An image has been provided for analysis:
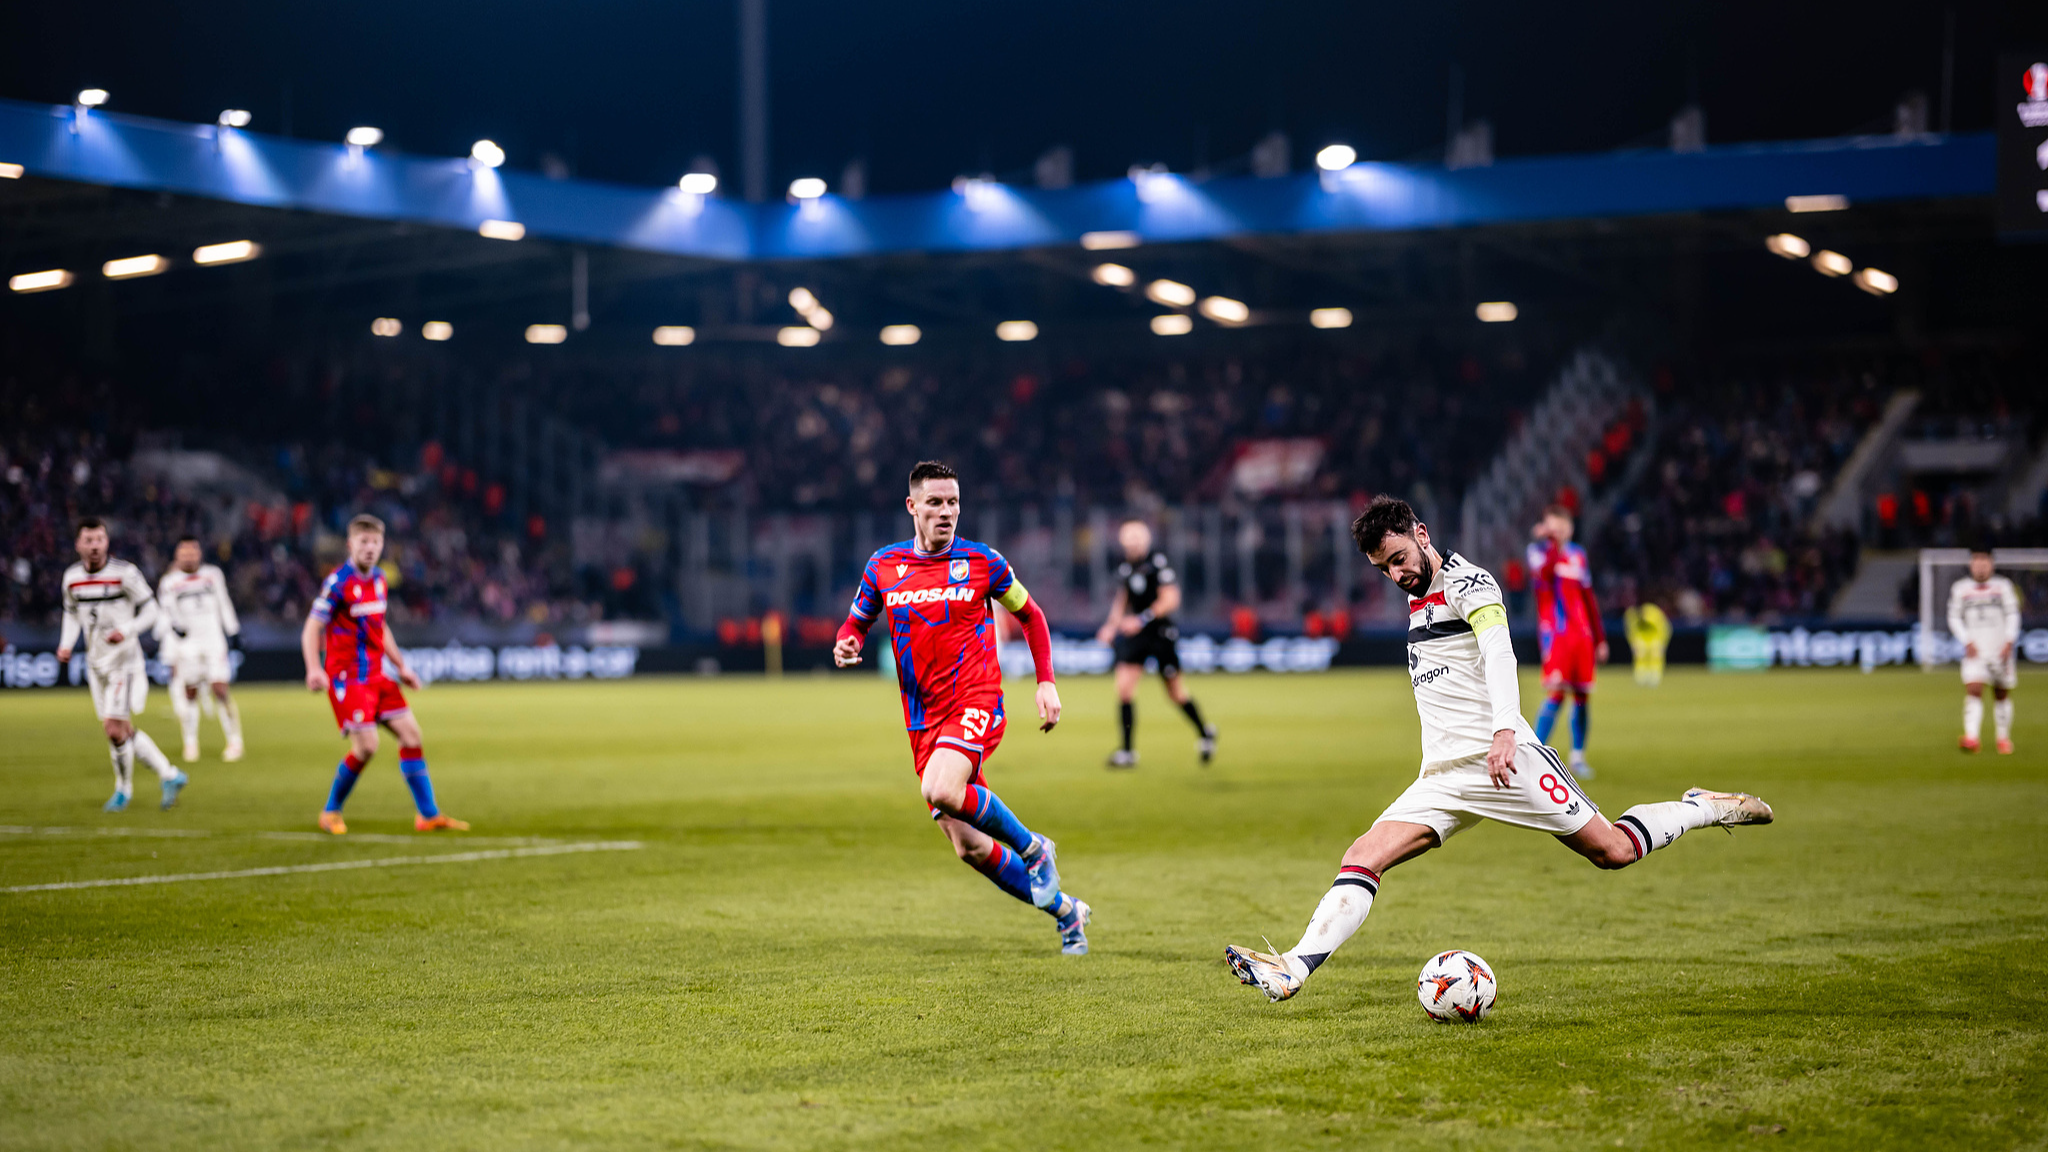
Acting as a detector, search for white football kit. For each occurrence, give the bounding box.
[1948,575,2021,690]
[1373,552,1598,843]
[59,559,158,721]
[157,563,241,686]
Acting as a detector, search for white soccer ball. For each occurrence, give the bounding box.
[1416,949,1497,1022]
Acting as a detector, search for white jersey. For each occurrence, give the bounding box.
[1947,575,2021,654]
[157,563,240,651]
[1405,552,1538,771]
[59,559,159,676]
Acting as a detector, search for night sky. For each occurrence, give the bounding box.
[0,1,2037,196]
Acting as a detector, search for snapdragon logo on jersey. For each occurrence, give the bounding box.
[885,586,978,607]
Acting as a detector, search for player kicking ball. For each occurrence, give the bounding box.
[834,461,1091,955]
[1225,497,1772,1002]
[1949,546,2019,755]
[301,515,467,835]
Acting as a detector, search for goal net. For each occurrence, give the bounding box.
[1916,548,2048,668]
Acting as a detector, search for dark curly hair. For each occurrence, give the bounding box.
[1350,495,1419,554]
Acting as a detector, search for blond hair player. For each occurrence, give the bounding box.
[1948,547,2021,755]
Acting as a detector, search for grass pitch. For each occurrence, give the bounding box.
[0,667,2042,1150]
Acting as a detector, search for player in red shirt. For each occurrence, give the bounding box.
[833,461,1091,954]
[1526,504,1607,781]
[301,514,467,834]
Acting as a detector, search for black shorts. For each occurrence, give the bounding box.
[1113,621,1181,674]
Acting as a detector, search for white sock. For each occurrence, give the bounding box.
[1963,696,1984,740]
[1284,865,1380,974]
[109,741,135,797]
[131,730,179,781]
[173,688,200,748]
[1614,798,1716,859]
[217,694,242,744]
[1994,698,2013,741]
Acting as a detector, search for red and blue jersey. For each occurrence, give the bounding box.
[1525,540,1598,646]
[850,538,1017,731]
[311,562,391,681]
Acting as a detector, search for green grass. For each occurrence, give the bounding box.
[1,667,2043,1151]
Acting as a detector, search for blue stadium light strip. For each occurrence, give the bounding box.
[0,97,1995,263]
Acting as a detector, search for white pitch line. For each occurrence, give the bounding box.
[1,840,642,894]
[255,832,566,846]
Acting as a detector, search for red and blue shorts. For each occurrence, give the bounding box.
[908,697,1007,784]
[1540,630,1597,691]
[328,671,410,732]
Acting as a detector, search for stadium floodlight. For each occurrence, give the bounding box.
[788,177,827,201]
[678,172,718,195]
[525,324,568,344]
[217,109,252,128]
[789,287,819,313]
[470,139,506,169]
[345,126,384,148]
[1810,250,1852,277]
[1475,301,1518,322]
[192,239,260,265]
[777,325,822,346]
[76,89,109,107]
[422,321,454,341]
[1785,194,1848,213]
[0,163,21,179]
[995,320,1038,342]
[1309,307,1353,329]
[370,317,403,337]
[478,219,526,241]
[8,269,73,294]
[1091,263,1136,287]
[1151,314,1194,336]
[652,325,696,346]
[807,308,834,331]
[1199,296,1250,325]
[1145,279,1196,308]
[879,324,922,346]
[1080,230,1141,250]
[1315,143,1357,171]
[1765,233,1810,259]
[101,254,169,280]
[1853,267,1899,295]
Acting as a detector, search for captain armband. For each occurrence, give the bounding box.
[995,579,1031,614]
[1466,603,1508,634]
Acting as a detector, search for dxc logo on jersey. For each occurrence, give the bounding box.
[885,586,979,608]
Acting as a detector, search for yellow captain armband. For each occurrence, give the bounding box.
[1466,602,1507,634]
[995,579,1031,614]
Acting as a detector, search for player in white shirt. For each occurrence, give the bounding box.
[1948,547,2021,755]
[56,517,190,812]
[1225,496,1773,1002]
[156,535,245,763]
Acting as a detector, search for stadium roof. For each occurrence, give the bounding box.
[0,97,1994,264]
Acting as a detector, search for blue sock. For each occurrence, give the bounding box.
[1570,694,1590,752]
[973,842,1036,905]
[325,754,365,812]
[961,783,1034,854]
[1534,694,1563,744]
[399,746,438,818]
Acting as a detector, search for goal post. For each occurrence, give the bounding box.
[1917,548,2048,668]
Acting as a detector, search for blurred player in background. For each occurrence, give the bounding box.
[834,461,1091,955]
[156,535,245,763]
[1224,496,1774,1004]
[1095,519,1217,768]
[302,515,467,834]
[1527,506,1606,780]
[1624,602,1671,687]
[57,517,190,812]
[1949,547,2020,754]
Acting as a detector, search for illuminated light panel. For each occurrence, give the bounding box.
[1853,267,1898,296]
[777,326,822,347]
[218,109,252,128]
[370,318,402,337]
[994,320,1038,342]
[1145,279,1196,308]
[1151,314,1194,336]
[1314,143,1357,171]
[1810,250,1852,277]
[1309,307,1353,329]
[1198,296,1249,325]
[879,324,922,346]
[1080,231,1140,251]
[0,163,21,179]
[678,172,717,195]
[192,240,260,265]
[478,219,526,241]
[345,126,384,147]
[1475,301,1519,322]
[76,89,109,107]
[102,254,169,280]
[1786,194,1848,213]
[422,321,454,341]
[1765,233,1810,259]
[470,139,505,168]
[788,287,818,313]
[1091,263,1136,287]
[9,269,73,294]
[787,177,827,200]
[525,324,569,344]
[652,326,696,346]
[807,308,834,331]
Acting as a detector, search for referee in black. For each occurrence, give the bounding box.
[1096,519,1217,767]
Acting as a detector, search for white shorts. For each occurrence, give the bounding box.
[1374,744,1600,844]
[1961,651,2017,691]
[171,641,231,687]
[88,657,149,722]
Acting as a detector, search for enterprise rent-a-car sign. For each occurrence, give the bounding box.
[0,644,640,689]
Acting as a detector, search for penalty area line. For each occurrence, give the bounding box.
[0,841,643,894]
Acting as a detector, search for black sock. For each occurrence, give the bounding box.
[1180,698,1208,733]
[1120,701,1135,751]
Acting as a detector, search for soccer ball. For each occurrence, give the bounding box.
[1416,949,1497,1022]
